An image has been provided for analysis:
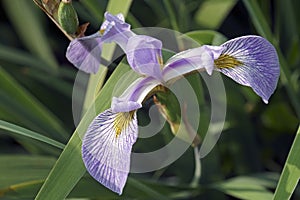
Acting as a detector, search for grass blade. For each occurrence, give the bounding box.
[0,120,65,149]
[2,0,58,71]
[0,67,68,141]
[195,0,238,29]
[273,125,300,200]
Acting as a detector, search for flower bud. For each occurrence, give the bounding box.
[58,0,79,34]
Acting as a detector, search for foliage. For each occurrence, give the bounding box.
[0,0,299,199]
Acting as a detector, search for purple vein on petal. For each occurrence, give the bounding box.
[215,35,280,103]
[82,109,138,195]
[66,32,102,74]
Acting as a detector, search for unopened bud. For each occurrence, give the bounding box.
[58,0,79,34]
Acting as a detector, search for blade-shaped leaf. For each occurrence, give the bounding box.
[0,67,68,141]
[184,30,227,46]
[213,173,279,200]
[2,0,58,71]
[273,125,300,200]
[0,120,65,149]
[195,0,238,29]
[0,155,55,189]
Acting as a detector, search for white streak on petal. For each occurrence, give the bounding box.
[216,35,280,103]
[66,32,102,74]
[163,45,224,81]
[82,109,138,195]
[112,77,161,113]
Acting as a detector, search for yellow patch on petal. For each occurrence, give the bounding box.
[114,112,135,138]
[157,54,164,70]
[99,29,105,35]
[214,54,243,69]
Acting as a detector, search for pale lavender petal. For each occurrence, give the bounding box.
[215,35,280,103]
[126,35,163,80]
[66,32,102,74]
[111,97,141,113]
[162,45,224,81]
[101,12,135,51]
[82,109,138,195]
[112,77,161,113]
[100,13,125,31]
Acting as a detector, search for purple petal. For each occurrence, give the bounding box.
[82,109,138,195]
[101,12,135,51]
[111,97,142,113]
[100,13,125,31]
[66,32,102,74]
[112,77,161,113]
[162,45,224,81]
[126,35,163,80]
[215,35,280,103]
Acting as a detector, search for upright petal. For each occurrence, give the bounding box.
[214,35,280,103]
[162,45,224,82]
[82,109,138,195]
[112,77,161,113]
[101,12,135,51]
[66,32,102,74]
[126,35,163,80]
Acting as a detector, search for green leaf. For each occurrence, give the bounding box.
[0,44,55,73]
[0,155,55,200]
[0,120,65,149]
[35,132,85,200]
[213,174,278,200]
[0,155,55,188]
[195,0,238,29]
[273,125,300,200]
[78,0,105,24]
[185,30,227,45]
[2,0,58,71]
[0,67,68,141]
[35,63,133,199]
[106,0,133,15]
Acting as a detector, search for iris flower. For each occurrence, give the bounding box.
[66,12,280,195]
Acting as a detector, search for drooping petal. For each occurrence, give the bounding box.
[66,12,135,74]
[126,35,163,80]
[112,77,161,113]
[101,12,135,51]
[66,32,102,74]
[111,97,141,113]
[162,45,224,82]
[82,109,138,195]
[214,35,280,103]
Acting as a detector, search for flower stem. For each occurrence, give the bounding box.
[190,147,201,187]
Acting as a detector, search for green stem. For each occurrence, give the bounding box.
[190,147,201,187]
[242,0,300,118]
[163,0,180,31]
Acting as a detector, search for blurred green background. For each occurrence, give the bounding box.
[0,0,299,199]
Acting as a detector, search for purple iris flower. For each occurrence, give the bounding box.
[66,12,280,195]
